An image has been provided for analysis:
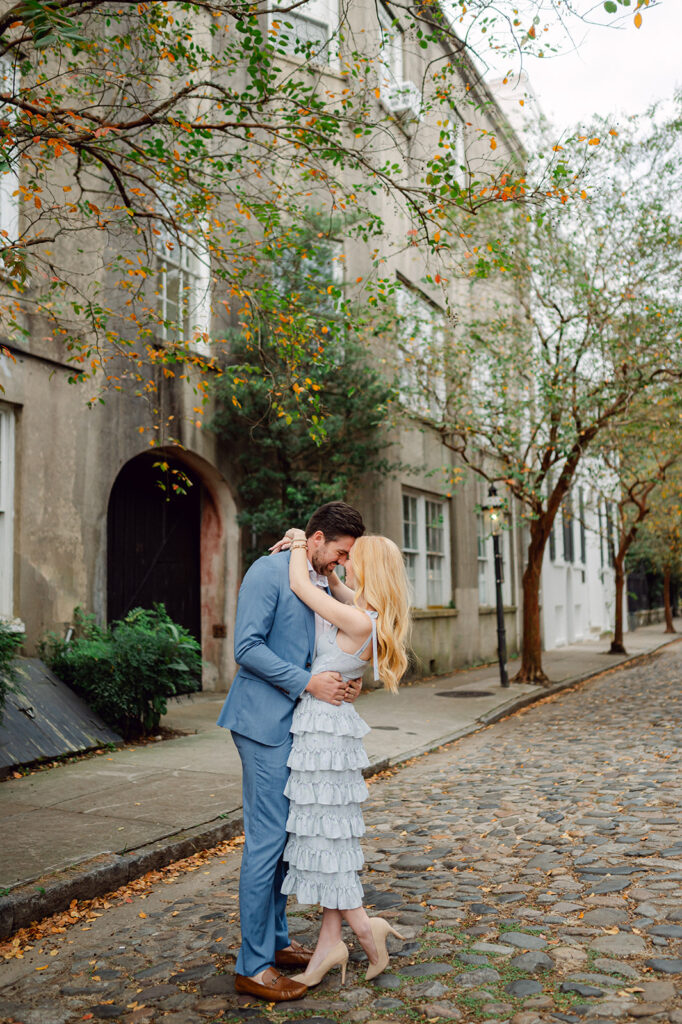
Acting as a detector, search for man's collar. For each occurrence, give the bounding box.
[307,559,328,588]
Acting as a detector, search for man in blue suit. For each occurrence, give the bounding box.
[217,501,365,1002]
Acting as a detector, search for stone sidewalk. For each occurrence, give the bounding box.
[1,636,680,1024]
[0,622,679,937]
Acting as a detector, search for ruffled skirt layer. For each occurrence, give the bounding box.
[282,693,369,910]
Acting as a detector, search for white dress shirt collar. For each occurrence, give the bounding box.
[307,559,331,641]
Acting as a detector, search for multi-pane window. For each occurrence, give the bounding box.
[579,488,587,564]
[0,57,19,246]
[401,492,451,608]
[477,490,513,607]
[0,403,15,618]
[605,501,615,568]
[444,105,466,186]
[378,2,403,89]
[396,282,445,417]
[425,499,446,606]
[402,494,419,595]
[562,496,574,563]
[548,489,585,566]
[272,0,337,64]
[597,498,616,569]
[598,501,605,568]
[154,228,211,353]
[477,513,490,604]
[272,237,343,307]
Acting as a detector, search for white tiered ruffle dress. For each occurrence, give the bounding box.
[281,611,378,910]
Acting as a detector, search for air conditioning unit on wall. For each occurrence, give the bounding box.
[384,80,423,123]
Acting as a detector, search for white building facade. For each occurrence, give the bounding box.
[540,481,622,650]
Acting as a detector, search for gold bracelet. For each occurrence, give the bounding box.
[290,541,307,549]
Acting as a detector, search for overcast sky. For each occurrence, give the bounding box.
[478,1,680,135]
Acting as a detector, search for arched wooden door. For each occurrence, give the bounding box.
[107,453,202,640]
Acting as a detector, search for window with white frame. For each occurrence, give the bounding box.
[0,57,19,246]
[562,495,575,563]
[0,403,15,618]
[272,235,343,298]
[396,281,446,418]
[154,227,211,353]
[578,487,587,564]
[444,105,466,186]
[476,491,513,608]
[605,501,616,568]
[378,2,403,90]
[598,500,605,568]
[477,511,490,604]
[402,493,419,595]
[425,499,447,605]
[598,498,615,568]
[401,491,451,608]
[270,235,344,356]
[271,0,338,65]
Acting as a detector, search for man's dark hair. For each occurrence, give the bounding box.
[305,501,365,540]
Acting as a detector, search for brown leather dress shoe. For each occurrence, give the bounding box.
[275,939,314,968]
[234,966,307,1002]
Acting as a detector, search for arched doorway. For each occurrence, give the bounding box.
[107,453,202,640]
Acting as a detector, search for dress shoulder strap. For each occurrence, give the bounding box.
[355,609,380,681]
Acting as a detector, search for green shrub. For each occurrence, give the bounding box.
[0,621,25,723]
[40,605,202,739]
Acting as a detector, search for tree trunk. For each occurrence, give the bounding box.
[513,523,550,685]
[609,553,627,654]
[663,566,676,633]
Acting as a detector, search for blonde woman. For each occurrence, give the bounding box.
[279,529,410,987]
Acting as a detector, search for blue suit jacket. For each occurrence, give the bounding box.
[217,551,316,746]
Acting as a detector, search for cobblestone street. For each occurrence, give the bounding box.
[2,646,681,1024]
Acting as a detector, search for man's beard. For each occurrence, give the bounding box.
[311,551,331,575]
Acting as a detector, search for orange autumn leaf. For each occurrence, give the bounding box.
[634,11,642,28]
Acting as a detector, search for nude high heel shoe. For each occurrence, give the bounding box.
[291,940,349,987]
[365,918,406,981]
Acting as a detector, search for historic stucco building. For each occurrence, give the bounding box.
[0,1,621,691]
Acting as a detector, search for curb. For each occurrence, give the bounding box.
[479,634,682,728]
[1,635,679,939]
[0,815,245,940]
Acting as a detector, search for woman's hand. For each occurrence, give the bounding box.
[269,528,306,555]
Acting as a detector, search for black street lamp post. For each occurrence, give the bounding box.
[483,484,510,689]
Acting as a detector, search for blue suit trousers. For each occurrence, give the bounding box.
[232,730,292,976]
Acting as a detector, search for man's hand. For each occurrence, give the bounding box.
[306,671,346,706]
[344,676,363,703]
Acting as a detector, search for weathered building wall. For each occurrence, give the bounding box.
[1,0,592,693]
[0,344,241,689]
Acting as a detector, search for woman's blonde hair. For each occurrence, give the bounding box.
[351,535,410,694]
